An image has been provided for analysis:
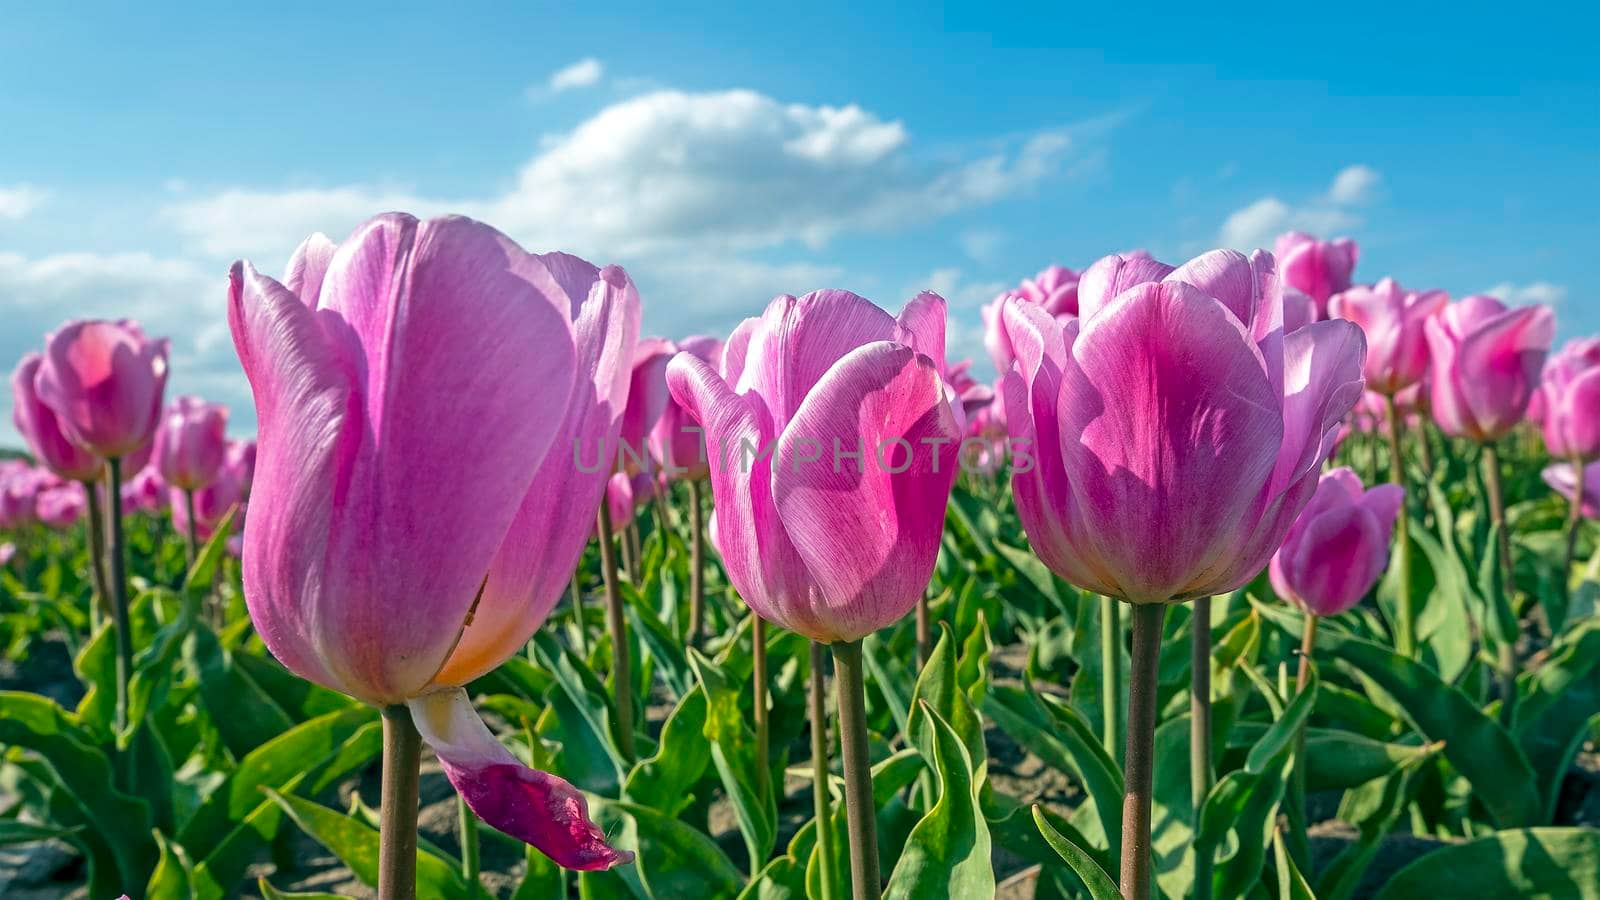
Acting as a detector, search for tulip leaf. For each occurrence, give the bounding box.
[70,621,116,740]
[1227,723,1435,793]
[884,702,994,899]
[263,788,471,899]
[908,624,984,769]
[0,820,81,846]
[624,685,712,814]
[258,879,346,899]
[0,691,156,894]
[181,505,237,596]
[232,650,359,721]
[184,623,296,757]
[1515,618,1600,820]
[624,579,692,700]
[1272,825,1316,900]
[531,631,629,791]
[147,828,195,899]
[687,647,776,876]
[1408,522,1474,682]
[1031,804,1121,900]
[1372,828,1600,900]
[1255,599,1543,827]
[586,797,745,899]
[862,632,915,738]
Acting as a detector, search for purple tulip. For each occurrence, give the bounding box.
[1283,287,1318,335]
[618,338,675,473]
[1329,278,1448,395]
[11,353,104,482]
[122,465,168,514]
[225,439,257,498]
[153,396,229,491]
[650,336,722,479]
[1545,462,1600,520]
[1425,294,1555,443]
[1003,248,1366,603]
[34,320,168,459]
[228,213,636,871]
[982,265,1080,374]
[35,481,87,530]
[1540,337,1600,463]
[1274,231,1358,317]
[1269,468,1403,616]
[666,289,961,643]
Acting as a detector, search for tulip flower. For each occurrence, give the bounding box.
[229,213,638,884]
[1270,468,1402,617]
[170,462,245,543]
[1540,337,1600,464]
[619,338,675,474]
[1330,279,1448,396]
[154,396,228,491]
[982,265,1080,374]
[34,320,168,460]
[1002,247,1365,898]
[0,461,38,530]
[12,354,104,483]
[36,481,87,530]
[1274,231,1358,317]
[668,288,961,895]
[225,439,257,499]
[1283,286,1318,335]
[1545,462,1600,520]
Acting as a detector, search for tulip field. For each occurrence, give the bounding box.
[3,218,1600,900]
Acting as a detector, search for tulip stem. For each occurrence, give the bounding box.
[1190,596,1213,900]
[182,487,199,569]
[753,614,771,799]
[81,478,112,632]
[1385,397,1416,658]
[595,503,635,761]
[915,593,931,669]
[1481,443,1518,726]
[831,639,879,900]
[1121,603,1165,900]
[105,459,134,753]
[1417,422,1436,479]
[1099,594,1120,757]
[457,794,480,897]
[810,642,839,900]
[378,705,423,900]
[1290,612,1319,874]
[1563,453,1584,609]
[569,578,588,656]
[687,480,706,647]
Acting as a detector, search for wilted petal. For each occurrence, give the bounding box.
[409,688,632,871]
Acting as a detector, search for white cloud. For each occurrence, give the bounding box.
[1485,281,1568,307]
[959,228,1005,263]
[0,185,48,220]
[548,58,605,93]
[1325,164,1381,205]
[1217,165,1381,250]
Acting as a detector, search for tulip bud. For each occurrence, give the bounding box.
[1329,278,1448,395]
[153,396,229,491]
[34,320,168,459]
[1540,337,1600,463]
[650,336,721,480]
[1269,468,1403,617]
[982,265,1080,374]
[1274,231,1358,317]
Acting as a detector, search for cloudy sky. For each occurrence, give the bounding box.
[2,3,1594,442]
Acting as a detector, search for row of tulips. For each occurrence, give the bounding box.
[1,210,1596,898]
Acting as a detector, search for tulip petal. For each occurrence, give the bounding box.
[667,353,815,631]
[739,291,897,428]
[720,316,760,388]
[1055,282,1282,603]
[771,342,960,641]
[1456,305,1555,441]
[11,354,103,482]
[409,688,632,871]
[895,291,948,376]
[1284,505,1387,616]
[1076,252,1176,322]
[284,233,337,308]
[433,262,640,686]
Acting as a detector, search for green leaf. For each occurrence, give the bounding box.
[1272,826,1317,900]
[531,631,629,789]
[1256,600,1543,827]
[862,632,915,738]
[263,788,471,899]
[587,798,745,899]
[183,623,295,757]
[258,879,346,899]
[1227,724,1437,793]
[908,624,984,769]
[1373,828,1600,900]
[0,820,81,846]
[884,702,993,899]
[688,647,776,876]
[1517,619,1600,819]
[1031,804,1121,900]
[232,651,359,721]
[182,506,237,595]
[147,829,195,899]
[624,686,711,814]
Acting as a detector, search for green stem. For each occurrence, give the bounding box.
[457,794,480,897]
[1482,443,1518,726]
[595,502,635,761]
[1120,603,1166,900]
[915,592,931,669]
[183,487,199,568]
[687,479,706,647]
[810,642,838,900]
[753,614,771,799]
[379,705,423,900]
[105,459,133,747]
[1100,594,1121,759]
[1290,613,1319,873]
[1386,397,1416,658]
[1563,454,1584,603]
[81,478,112,631]
[570,578,588,656]
[831,639,880,900]
[1190,597,1213,900]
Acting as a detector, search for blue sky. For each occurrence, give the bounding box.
[2,2,1595,440]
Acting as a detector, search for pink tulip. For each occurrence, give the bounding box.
[1329,278,1448,395]
[1283,287,1318,335]
[225,439,257,498]
[1269,468,1403,617]
[1003,248,1366,603]
[122,466,169,514]
[666,289,961,643]
[1274,231,1358,317]
[1426,294,1555,443]
[228,213,636,871]
[170,461,245,542]
[0,461,41,529]
[618,338,675,474]
[982,265,1080,374]
[34,320,168,459]
[11,353,104,482]
[1540,337,1600,463]
[153,396,229,491]
[599,470,657,534]
[35,481,87,530]
[0,542,15,568]
[1544,462,1600,519]
[650,336,722,479]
